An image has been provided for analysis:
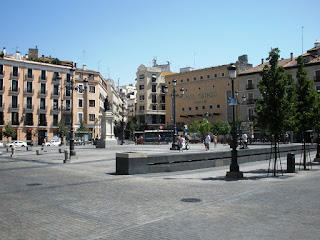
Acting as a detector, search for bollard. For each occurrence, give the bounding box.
[287,153,295,173]
[63,149,70,163]
[11,146,15,157]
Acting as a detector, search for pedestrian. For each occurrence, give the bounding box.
[158,134,161,145]
[204,133,211,151]
[250,133,254,144]
[241,132,248,149]
[186,134,190,145]
[214,134,218,148]
[135,136,137,145]
[179,135,185,153]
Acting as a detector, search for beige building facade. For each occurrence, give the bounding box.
[164,56,252,129]
[0,55,108,145]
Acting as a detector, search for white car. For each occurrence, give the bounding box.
[45,140,61,146]
[6,141,27,147]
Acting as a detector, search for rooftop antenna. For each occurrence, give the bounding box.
[302,26,304,54]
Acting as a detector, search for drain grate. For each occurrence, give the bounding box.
[180,198,202,203]
[26,183,42,186]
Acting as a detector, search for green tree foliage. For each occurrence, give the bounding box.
[3,124,16,142]
[50,58,61,65]
[211,120,231,136]
[199,118,211,136]
[58,121,68,143]
[188,120,200,134]
[255,48,294,176]
[294,55,319,169]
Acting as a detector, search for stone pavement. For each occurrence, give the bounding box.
[0,143,319,240]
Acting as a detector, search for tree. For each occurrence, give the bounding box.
[255,48,294,176]
[58,121,68,144]
[76,120,88,140]
[3,124,16,142]
[188,120,200,134]
[126,117,141,139]
[294,55,318,169]
[199,118,211,136]
[212,120,231,143]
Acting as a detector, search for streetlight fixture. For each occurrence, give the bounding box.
[163,79,184,150]
[226,64,243,179]
[68,65,76,159]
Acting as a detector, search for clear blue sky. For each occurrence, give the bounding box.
[2,0,319,85]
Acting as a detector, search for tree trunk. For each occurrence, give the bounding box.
[303,131,307,170]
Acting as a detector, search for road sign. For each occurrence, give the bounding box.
[159,126,163,130]
[228,98,237,105]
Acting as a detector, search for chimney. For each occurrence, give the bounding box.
[83,64,86,70]
[290,53,293,61]
[261,58,264,64]
[2,47,6,55]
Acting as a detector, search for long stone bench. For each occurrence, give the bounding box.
[116,145,316,175]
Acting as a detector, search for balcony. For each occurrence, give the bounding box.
[24,89,34,95]
[9,87,20,94]
[39,75,47,81]
[51,107,60,114]
[10,72,20,79]
[0,85,5,93]
[25,105,34,111]
[25,74,34,81]
[246,84,255,90]
[39,121,47,126]
[314,76,320,82]
[25,120,34,126]
[247,99,257,105]
[9,103,19,111]
[38,90,47,97]
[62,106,71,112]
[51,92,60,98]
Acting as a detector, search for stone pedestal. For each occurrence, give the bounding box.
[97,111,118,148]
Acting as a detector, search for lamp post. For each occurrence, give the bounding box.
[226,64,243,179]
[121,103,125,145]
[69,66,76,159]
[234,90,246,137]
[163,79,184,150]
[55,74,63,146]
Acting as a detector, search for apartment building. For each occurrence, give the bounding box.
[164,55,252,129]
[238,41,320,124]
[136,61,174,129]
[120,84,137,120]
[0,50,108,145]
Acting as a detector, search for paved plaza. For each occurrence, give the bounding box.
[0,143,319,240]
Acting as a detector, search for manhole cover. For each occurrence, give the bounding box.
[180,198,202,203]
[26,183,42,186]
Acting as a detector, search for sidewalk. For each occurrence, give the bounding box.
[0,144,319,239]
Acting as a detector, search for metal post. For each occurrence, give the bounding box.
[171,86,177,150]
[69,75,76,158]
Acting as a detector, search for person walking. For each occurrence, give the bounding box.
[241,132,248,149]
[158,135,161,145]
[214,134,218,148]
[204,133,211,151]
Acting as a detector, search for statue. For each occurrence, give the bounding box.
[104,97,111,111]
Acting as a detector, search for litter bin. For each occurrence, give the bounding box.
[287,153,295,173]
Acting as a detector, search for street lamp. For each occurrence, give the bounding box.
[234,90,246,136]
[163,79,184,150]
[226,64,243,179]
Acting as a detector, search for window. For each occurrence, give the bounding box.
[139,106,144,110]
[152,95,156,103]
[189,107,192,111]
[193,77,197,81]
[26,97,32,109]
[89,86,95,93]
[78,113,83,122]
[27,68,33,78]
[152,85,156,92]
[89,100,95,107]
[0,64,3,74]
[39,113,46,126]
[0,79,3,90]
[79,73,83,79]
[187,78,190,82]
[181,79,183,83]
[214,73,218,78]
[78,84,83,93]
[53,85,59,95]
[12,96,18,108]
[66,88,71,96]
[139,85,144,90]
[139,95,144,101]
[88,74,94,79]
[25,113,33,126]
[221,72,225,77]
[248,108,254,121]
[78,98,83,108]
[40,98,46,110]
[200,76,203,80]
[89,114,95,121]
[315,70,320,82]
[217,104,220,109]
[210,105,213,109]
[182,107,185,112]
[53,114,58,126]
[207,75,210,79]
[41,70,46,80]
[12,66,18,77]
[151,74,156,82]
[195,106,198,111]
[152,106,156,110]
[40,83,46,94]
[139,74,145,79]
[12,80,18,91]
[202,106,206,110]
[11,112,19,125]
[0,95,2,107]
[53,99,59,110]
[66,100,71,110]
[66,73,70,82]
[53,72,59,80]
[27,82,33,93]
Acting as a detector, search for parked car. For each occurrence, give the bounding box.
[45,140,61,146]
[6,141,27,147]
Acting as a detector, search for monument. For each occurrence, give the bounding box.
[96,97,118,147]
